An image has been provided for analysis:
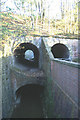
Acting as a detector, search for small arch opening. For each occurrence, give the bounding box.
[51,43,69,59]
[11,84,44,118]
[14,43,39,68]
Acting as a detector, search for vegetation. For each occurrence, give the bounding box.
[1,0,78,39]
[0,0,79,60]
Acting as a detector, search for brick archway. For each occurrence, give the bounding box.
[14,43,39,67]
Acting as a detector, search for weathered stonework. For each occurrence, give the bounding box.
[41,38,79,118]
[2,56,14,118]
[10,66,46,92]
[1,36,79,118]
[1,43,14,118]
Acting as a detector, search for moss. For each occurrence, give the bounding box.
[72,58,80,63]
[42,77,54,118]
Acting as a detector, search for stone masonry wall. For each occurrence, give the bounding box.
[1,36,79,118]
[2,44,14,118]
[43,37,78,61]
[10,67,46,94]
[41,38,79,118]
[41,39,54,118]
[51,60,78,118]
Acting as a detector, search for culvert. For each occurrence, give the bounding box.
[51,43,69,59]
[14,43,39,68]
[11,84,44,118]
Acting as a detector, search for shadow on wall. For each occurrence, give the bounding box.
[51,43,70,60]
[14,43,39,68]
[11,84,44,118]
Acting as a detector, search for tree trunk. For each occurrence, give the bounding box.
[36,0,38,29]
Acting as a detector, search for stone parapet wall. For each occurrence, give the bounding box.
[51,60,78,118]
[41,39,54,118]
[51,60,78,104]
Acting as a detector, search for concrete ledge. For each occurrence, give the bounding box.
[51,58,80,69]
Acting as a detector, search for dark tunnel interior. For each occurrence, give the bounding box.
[14,43,39,68]
[11,84,44,118]
[51,43,69,59]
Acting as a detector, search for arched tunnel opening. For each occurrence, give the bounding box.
[51,43,69,59]
[11,84,44,118]
[14,43,39,68]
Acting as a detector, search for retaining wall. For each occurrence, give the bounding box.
[2,45,14,118]
[41,38,79,118]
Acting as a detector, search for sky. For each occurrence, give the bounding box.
[1,0,61,18]
[46,0,61,19]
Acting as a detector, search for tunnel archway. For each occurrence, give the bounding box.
[12,84,44,118]
[51,43,69,59]
[16,84,44,99]
[14,43,39,68]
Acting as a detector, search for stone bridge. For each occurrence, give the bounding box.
[2,36,80,118]
[10,66,46,93]
[10,36,71,93]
